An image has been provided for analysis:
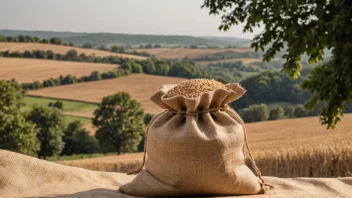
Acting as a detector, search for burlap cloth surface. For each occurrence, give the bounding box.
[1,150,352,198]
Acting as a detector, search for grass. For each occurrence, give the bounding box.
[24,95,97,112]
[63,115,91,125]
[23,95,94,126]
[0,57,116,83]
[56,114,352,177]
[23,95,97,118]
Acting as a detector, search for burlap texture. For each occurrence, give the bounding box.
[1,150,352,197]
[119,83,262,196]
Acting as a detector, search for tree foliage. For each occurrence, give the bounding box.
[284,106,295,118]
[93,92,145,154]
[240,104,269,122]
[61,121,100,155]
[269,105,285,120]
[294,104,309,118]
[232,71,310,109]
[0,80,40,156]
[26,105,65,159]
[48,100,64,109]
[202,0,352,128]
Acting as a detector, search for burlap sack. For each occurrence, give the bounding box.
[119,83,272,197]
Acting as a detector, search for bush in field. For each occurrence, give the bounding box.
[268,105,285,120]
[82,43,94,49]
[62,120,100,155]
[0,80,40,156]
[89,71,102,81]
[48,100,64,110]
[50,37,63,45]
[240,104,268,122]
[26,105,65,159]
[93,92,145,154]
[284,106,295,118]
[130,62,143,73]
[121,62,132,72]
[294,105,309,118]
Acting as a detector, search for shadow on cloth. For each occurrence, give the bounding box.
[35,188,217,198]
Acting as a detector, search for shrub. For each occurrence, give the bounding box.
[268,105,285,120]
[240,104,269,122]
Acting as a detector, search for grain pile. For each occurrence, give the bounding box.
[166,79,225,98]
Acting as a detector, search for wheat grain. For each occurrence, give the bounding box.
[166,78,225,98]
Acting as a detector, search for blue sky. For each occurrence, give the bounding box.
[0,0,261,38]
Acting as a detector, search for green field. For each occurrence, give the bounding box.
[63,115,91,125]
[24,95,97,112]
[23,95,95,126]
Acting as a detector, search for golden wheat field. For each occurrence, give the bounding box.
[128,47,252,59]
[0,42,146,60]
[28,74,185,115]
[0,57,116,83]
[57,114,352,177]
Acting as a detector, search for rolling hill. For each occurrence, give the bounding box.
[0,42,146,60]
[196,58,264,66]
[0,29,252,47]
[128,47,252,59]
[0,57,116,83]
[27,74,186,115]
[0,29,84,38]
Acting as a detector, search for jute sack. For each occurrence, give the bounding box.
[119,81,273,196]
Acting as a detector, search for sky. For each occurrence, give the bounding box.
[0,0,261,39]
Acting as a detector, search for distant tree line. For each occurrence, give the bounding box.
[0,34,152,57]
[232,71,311,109]
[0,49,132,64]
[238,103,318,123]
[0,34,73,46]
[233,71,352,122]
[204,61,260,73]
[82,43,152,57]
[192,51,262,61]
[1,49,237,90]
[21,69,130,90]
[139,43,162,49]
